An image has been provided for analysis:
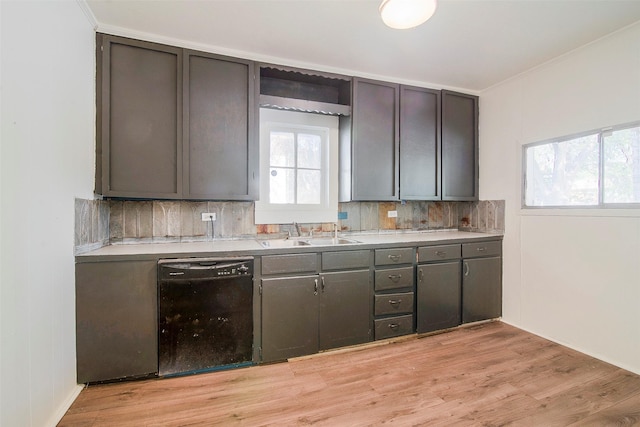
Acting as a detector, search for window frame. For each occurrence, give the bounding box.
[522,121,640,209]
[255,108,339,225]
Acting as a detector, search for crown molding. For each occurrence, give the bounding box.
[76,0,97,29]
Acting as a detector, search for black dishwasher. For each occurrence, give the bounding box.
[158,257,254,377]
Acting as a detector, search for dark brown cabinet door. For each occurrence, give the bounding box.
[261,276,319,362]
[183,51,257,200]
[462,256,502,323]
[442,90,479,201]
[98,35,182,198]
[400,86,440,200]
[417,261,461,333]
[351,78,399,201]
[319,270,371,350]
[76,261,158,383]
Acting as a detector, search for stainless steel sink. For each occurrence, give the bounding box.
[257,239,310,248]
[257,237,360,248]
[305,237,360,246]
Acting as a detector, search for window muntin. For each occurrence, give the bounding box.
[524,122,640,208]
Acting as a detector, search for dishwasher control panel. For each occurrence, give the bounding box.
[158,257,254,280]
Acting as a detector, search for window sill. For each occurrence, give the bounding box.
[520,207,640,218]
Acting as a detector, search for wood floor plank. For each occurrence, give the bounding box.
[58,322,640,426]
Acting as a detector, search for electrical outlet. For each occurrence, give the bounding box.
[201,212,216,222]
[387,210,398,218]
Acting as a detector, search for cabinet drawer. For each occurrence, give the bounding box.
[322,250,370,271]
[418,244,461,262]
[375,248,414,266]
[462,241,501,258]
[374,266,414,291]
[375,292,414,316]
[262,253,317,275]
[374,315,413,340]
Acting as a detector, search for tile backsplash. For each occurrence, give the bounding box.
[74,199,505,252]
[74,198,110,254]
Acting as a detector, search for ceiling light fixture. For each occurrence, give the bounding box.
[379,0,437,30]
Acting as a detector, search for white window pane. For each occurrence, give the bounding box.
[297,169,321,204]
[269,168,295,204]
[603,127,640,204]
[297,133,322,169]
[526,135,599,206]
[270,132,295,167]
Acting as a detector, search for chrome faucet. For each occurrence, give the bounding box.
[333,223,339,240]
[293,222,301,237]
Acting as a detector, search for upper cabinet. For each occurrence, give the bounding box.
[399,86,441,200]
[342,80,448,202]
[347,78,400,201]
[95,34,258,200]
[184,51,257,200]
[96,35,183,199]
[96,34,477,203]
[441,90,479,201]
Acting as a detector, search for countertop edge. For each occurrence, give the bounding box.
[75,231,503,263]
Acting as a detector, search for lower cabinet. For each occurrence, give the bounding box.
[261,275,319,362]
[416,243,462,333]
[462,241,502,323]
[462,256,502,323]
[417,261,461,333]
[319,270,371,350]
[75,260,158,383]
[261,269,370,362]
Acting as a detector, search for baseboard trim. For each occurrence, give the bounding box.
[46,384,85,427]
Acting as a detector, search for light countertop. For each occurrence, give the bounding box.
[77,230,502,262]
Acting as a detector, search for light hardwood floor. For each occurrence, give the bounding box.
[59,322,640,426]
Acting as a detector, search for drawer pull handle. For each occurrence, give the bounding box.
[388,299,402,305]
[169,272,185,276]
[435,251,447,257]
[388,274,402,282]
[477,247,486,252]
[388,323,399,330]
[388,254,401,262]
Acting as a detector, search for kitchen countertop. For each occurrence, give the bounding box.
[76,230,503,263]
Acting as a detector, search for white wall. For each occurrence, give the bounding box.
[0,1,96,426]
[480,22,640,374]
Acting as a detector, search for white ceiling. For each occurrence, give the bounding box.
[86,0,640,92]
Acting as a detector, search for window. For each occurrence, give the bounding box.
[269,130,323,205]
[255,108,338,224]
[523,122,640,208]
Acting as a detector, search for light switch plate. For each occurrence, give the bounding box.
[388,210,398,218]
[201,212,217,221]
